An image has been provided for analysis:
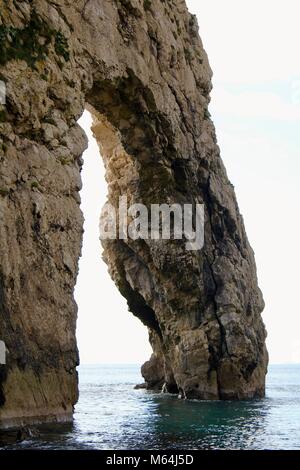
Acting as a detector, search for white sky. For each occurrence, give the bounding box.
[76,0,300,365]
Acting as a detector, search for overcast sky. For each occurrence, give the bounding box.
[76,0,300,365]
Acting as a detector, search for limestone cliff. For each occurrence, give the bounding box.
[0,0,268,428]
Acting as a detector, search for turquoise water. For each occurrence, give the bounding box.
[1,364,300,450]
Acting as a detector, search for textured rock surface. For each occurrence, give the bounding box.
[0,0,267,427]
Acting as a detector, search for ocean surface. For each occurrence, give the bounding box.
[0,364,299,450]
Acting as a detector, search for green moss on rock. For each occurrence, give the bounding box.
[58,156,71,165]
[204,108,211,120]
[30,181,39,190]
[0,109,7,122]
[144,0,152,11]
[0,188,10,197]
[54,32,70,62]
[0,11,70,69]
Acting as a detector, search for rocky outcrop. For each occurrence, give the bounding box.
[0,0,267,427]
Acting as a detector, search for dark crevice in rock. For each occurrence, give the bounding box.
[203,176,230,358]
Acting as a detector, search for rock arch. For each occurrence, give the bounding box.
[0,0,267,428]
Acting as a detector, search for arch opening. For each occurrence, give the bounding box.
[75,110,152,366]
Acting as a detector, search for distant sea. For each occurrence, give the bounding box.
[0,364,300,450]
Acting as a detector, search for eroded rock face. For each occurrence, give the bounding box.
[0,0,267,427]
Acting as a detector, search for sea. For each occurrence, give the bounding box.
[0,364,299,450]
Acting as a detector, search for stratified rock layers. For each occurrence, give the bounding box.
[0,0,267,427]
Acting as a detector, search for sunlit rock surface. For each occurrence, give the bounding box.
[0,0,267,428]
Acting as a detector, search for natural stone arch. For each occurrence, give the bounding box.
[0,0,267,428]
